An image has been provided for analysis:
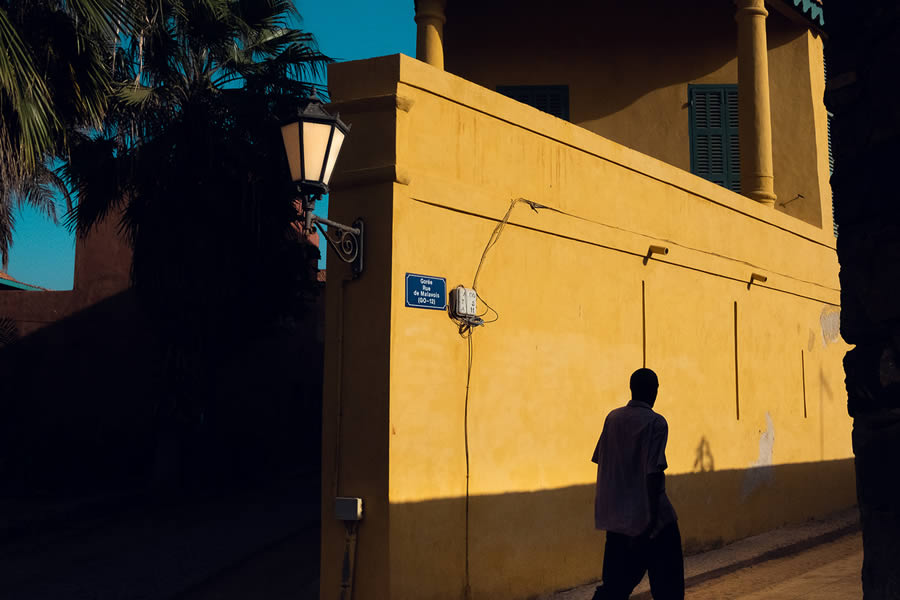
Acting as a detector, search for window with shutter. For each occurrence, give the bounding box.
[689,84,740,193]
[496,85,570,121]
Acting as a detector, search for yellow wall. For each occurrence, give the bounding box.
[320,54,852,600]
[444,0,833,229]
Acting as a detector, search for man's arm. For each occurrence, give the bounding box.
[592,415,610,464]
[643,417,669,538]
[645,472,664,537]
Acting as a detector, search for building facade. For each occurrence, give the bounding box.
[319,1,848,598]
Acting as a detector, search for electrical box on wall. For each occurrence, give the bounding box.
[335,496,363,521]
[450,286,478,318]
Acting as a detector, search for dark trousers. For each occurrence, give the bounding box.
[593,521,685,600]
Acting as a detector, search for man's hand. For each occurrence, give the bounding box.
[639,517,663,541]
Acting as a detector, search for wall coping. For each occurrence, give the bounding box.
[329,54,837,252]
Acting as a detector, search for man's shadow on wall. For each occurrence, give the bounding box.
[694,436,715,473]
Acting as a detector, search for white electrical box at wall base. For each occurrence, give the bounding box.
[335,497,363,521]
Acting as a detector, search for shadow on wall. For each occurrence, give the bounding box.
[693,436,715,472]
[0,288,324,498]
[445,0,802,122]
[388,458,855,599]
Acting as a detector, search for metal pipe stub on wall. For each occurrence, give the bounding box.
[749,272,768,288]
[644,245,670,265]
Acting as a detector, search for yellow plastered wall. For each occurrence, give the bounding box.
[321,54,853,600]
[444,0,833,229]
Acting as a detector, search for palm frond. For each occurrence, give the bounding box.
[61,135,125,238]
[14,178,58,223]
[46,164,74,213]
[0,193,15,270]
[234,0,300,32]
[67,0,141,38]
[115,82,157,107]
[0,6,57,170]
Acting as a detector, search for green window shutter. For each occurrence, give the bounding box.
[497,85,570,121]
[689,84,740,193]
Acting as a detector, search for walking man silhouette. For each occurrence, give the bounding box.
[591,368,684,599]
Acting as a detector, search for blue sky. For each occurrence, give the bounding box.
[7,0,415,290]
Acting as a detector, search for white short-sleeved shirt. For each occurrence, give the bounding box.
[592,400,677,536]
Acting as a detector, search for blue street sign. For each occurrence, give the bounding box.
[405,273,447,310]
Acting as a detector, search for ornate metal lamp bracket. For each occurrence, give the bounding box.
[306,210,364,277]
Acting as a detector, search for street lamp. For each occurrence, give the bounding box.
[281,92,364,276]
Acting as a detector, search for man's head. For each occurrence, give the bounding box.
[630,368,659,406]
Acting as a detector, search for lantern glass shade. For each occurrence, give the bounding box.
[302,121,332,184]
[280,122,301,182]
[281,95,350,195]
[322,127,346,185]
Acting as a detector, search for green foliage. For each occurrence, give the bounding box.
[0,0,131,267]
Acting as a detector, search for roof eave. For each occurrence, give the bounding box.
[768,0,827,38]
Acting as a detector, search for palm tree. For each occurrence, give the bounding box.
[0,0,132,268]
[66,0,329,336]
[64,0,330,478]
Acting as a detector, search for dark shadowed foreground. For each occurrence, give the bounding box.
[825,3,900,598]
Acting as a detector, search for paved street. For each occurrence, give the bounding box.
[185,509,861,600]
[0,487,859,600]
[549,511,861,600]
[186,529,862,600]
[0,476,319,600]
[195,525,861,600]
[687,533,862,600]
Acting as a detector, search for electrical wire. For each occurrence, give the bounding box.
[463,332,473,600]
[333,279,348,499]
[475,291,499,324]
[415,195,839,296]
[454,192,836,598]
[458,198,533,599]
[472,198,540,292]
[527,199,841,293]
